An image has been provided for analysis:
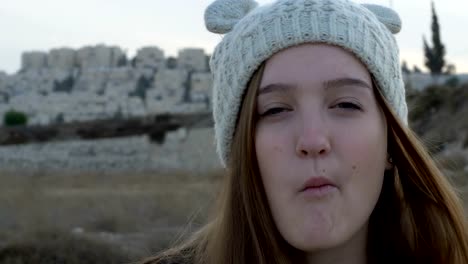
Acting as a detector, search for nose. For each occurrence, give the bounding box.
[295,119,331,158]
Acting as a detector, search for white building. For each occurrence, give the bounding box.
[178,48,207,72]
[1,45,213,127]
[76,45,124,69]
[0,72,8,94]
[48,48,76,70]
[21,51,48,71]
[135,46,165,69]
[74,68,113,92]
[153,68,187,100]
[191,72,212,93]
[104,67,138,96]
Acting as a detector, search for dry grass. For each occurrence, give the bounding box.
[0,169,223,259]
[0,229,133,264]
[0,152,467,261]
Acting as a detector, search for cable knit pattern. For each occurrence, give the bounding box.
[204,0,407,167]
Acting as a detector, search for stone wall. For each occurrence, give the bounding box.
[0,127,221,174]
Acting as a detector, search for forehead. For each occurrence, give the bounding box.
[260,43,372,88]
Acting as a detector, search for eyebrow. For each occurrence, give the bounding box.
[258,77,372,96]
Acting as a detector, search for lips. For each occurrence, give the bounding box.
[300,176,336,192]
[300,176,338,199]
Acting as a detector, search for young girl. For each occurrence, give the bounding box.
[141,0,468,263]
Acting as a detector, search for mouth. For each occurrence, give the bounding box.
[301,176,336,191]
[300,176,338,199]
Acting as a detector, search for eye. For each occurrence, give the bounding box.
[260,107,289,117]
[334,102,362,111]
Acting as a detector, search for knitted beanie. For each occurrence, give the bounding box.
[204,0,407,167]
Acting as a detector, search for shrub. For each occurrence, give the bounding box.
[53,76,74,93]
[3,110,28,126]
[436,153,467,172]
[449,83,468,113]
[463,132,468,149]
[117,55,128,67]
[166,57,177,69]
[407,84,460,123]
[444,76,460,88]
[129,75,152,100]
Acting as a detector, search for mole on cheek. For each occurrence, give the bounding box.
[351,165,359,178]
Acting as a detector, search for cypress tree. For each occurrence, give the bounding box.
[423,1,446,75]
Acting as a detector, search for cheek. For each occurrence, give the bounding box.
[255,125,288,168]
[343,135,386,167]
[255,125,292,200]
[337,119,387,208]
[336,110,388,171]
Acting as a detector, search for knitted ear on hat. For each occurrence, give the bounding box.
[361,4,402,34]
[204,0,258,34]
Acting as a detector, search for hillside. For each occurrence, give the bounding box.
[407,82,468,186]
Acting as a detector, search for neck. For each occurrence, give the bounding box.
[305,223,368,264]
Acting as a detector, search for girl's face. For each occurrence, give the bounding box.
[255,44,389,254]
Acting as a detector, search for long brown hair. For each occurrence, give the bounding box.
[141,64,468,264]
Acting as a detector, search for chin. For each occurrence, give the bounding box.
[290,234,343,252]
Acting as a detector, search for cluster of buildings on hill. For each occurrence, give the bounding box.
[0,45,212,126]
[1,44,467,128]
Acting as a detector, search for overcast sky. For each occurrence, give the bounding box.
[0,0,467,74]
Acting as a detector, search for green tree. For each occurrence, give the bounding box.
[53,75,74,93]
[117,54,128,67]
[166,57,177,69]
[129,75,152,100]
[4,110,28,126]
[423,1,446,75]
[130,56,137,67]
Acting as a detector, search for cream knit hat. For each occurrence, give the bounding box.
[204,0,407,167]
